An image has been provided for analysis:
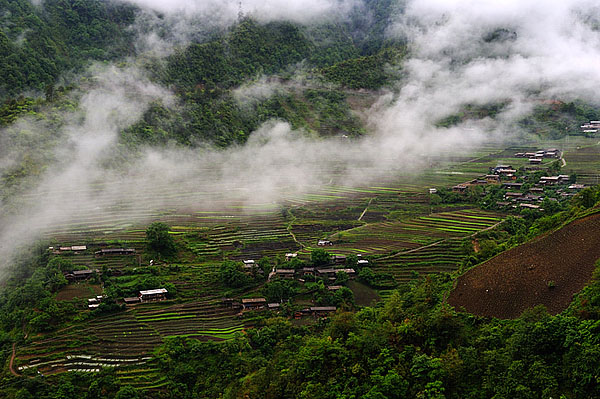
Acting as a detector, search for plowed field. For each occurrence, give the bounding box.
[448,212,600,318]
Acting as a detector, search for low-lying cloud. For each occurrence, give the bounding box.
[3,0,600,276]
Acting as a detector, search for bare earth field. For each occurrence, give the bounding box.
[448,212,600,318]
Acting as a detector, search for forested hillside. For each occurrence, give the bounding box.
[0,0,135,98]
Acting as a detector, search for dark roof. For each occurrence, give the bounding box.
[73,269,97,275]
[242,298,266,304]
[310,306,337,311]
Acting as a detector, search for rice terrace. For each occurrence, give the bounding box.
[8,135,600,391]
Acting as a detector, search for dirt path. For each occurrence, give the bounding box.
[9,342,19,377]
[358,198,373,221]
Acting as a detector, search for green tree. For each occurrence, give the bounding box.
[115,385,139,399]
[311,248,331,267]
[219,261,250,288]
[146,222,176,256]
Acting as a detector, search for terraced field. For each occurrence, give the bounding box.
[15,296,244,387]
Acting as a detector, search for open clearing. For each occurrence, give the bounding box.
[448,212,600,318]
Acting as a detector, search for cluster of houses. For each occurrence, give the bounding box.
[580,120,600,135]
[231,298,337,318]
[495,174,585,209]
[49,246,137,256]
[513,148,561,165]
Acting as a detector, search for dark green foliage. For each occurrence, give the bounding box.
[435,102,507,128]
[218,260,250,288]
[146,221,176,256]
[0,0,135,98]
[520,100,600,139]
[263,279,296,303]
[165,19,311,90]
[320,48,402,90]
[311,248,331,267]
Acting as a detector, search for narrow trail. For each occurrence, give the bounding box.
[358,198,373,221]
[9,343,19,377]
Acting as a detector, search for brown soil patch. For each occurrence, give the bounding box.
[448,213,600,318]
[56,284,102,301]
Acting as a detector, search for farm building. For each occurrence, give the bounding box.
[123,297,141,305]
[331,255,347,264]
[241,298,267,311]
[275,269,296,279]
[316,268,337,278]
[317,240,333,246]
[139,288,168,302]
[502,182,523,189]
[341,268,356,278]
[452,184,468,193]
[520,203,541,210]
[95,248,136,256]
[64,269,99,282]
[310,306,337,316]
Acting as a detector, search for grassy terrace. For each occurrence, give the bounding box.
[19,140,570,385]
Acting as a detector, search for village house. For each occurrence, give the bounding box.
[310,306,337,317]
[316,268,337,279]
[275,269,296,279]
[491,165,512,174]
[495,169,517,178]
[504,192,524,200]
[317,240,333,246]
[452,184,468,193]
[301,267,316,276]
[95,248,136,256]
[529,158,542,165]
[64,269,100,282]
[88,295,104,309]
[242,260,255,269]
[341,268,356,278]
[568,184,586,190]
[502,182,523,189]
[123,297,141,306]
[241,298,267,311]
[428,188,437,194]
[327,285,343,291]
[331,255,347,264]
[357,259,369,266]
[285,253,297,261]
[485,175,500,183]
[539,176,560,185]
[139,288,168,302]
[267,303,281,311]
[519,203,541,210]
